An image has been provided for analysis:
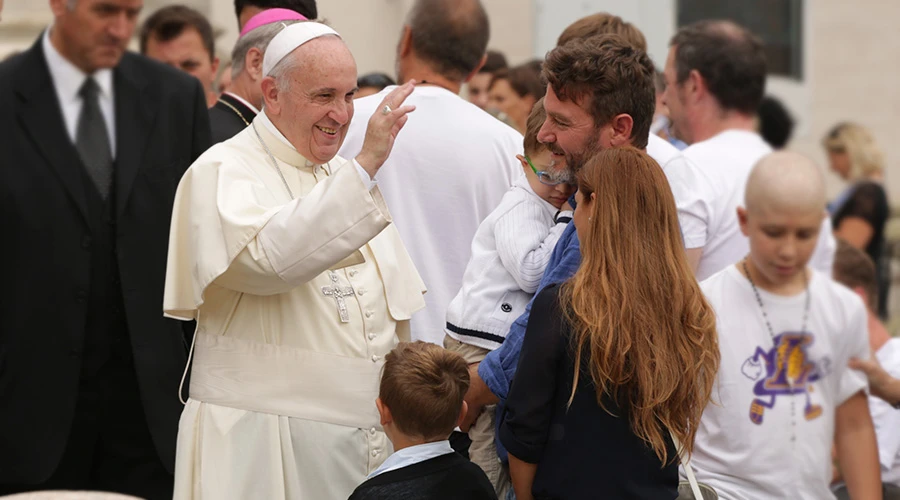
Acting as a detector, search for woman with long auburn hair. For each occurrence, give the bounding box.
[499,147,720,499]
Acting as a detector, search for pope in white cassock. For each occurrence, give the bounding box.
[163,22,426,499]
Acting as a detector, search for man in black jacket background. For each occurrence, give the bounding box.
[0,0,211,497]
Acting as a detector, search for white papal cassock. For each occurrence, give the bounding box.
[163,112,426,500]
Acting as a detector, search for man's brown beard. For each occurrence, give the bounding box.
[565,131,603,174]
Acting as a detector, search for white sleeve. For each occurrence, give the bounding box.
[837,297,872,405]
[869,382,900,471]
[215,163,390,294]
[494,201,565,294]
[809,217,836,276]
[871,347,900,470]
[663,156,712,249]
[352,158,377,190]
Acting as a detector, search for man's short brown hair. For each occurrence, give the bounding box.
[140,5,216,62]
[833,239,879,311]
[523,98,546,156]
[670,20,766,114]
[543,34,656,149]
[557,12,647,51]
[380,342,469,440]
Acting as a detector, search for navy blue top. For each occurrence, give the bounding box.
[499,284,679,500]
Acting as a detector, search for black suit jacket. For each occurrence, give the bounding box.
[0,36,211,483]
[209,92,256,144]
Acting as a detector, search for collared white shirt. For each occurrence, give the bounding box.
[367,440,454,479]
[223,91,260,114]
[258,110,374,190]
[42,26,116,157]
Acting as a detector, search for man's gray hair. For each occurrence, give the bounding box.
[231,20,302,79]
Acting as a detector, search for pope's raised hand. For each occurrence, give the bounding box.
[355,80,417,179]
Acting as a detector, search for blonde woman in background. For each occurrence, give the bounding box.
[824,122,891,318]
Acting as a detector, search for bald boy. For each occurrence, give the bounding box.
[688,152,880,499]
[738,151,828,286]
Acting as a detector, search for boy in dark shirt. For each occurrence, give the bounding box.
[349,342,497,500]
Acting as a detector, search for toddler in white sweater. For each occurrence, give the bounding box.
[443,99,575,494]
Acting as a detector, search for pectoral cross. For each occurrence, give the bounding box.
[322,271,355,323]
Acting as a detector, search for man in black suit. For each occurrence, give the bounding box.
[0,0,211,497]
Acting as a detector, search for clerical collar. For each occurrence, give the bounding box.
[223,92,260,115]
[258,110,317,168]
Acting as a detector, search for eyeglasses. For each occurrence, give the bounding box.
[523,155,575,186]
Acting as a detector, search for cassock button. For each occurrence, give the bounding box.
[349,270,358,278]
[367,332,376,341]
[369,427,377,435]
[371,449,379,457]
[371,354,379,362]
[365,311,373,319]
[357,287,367,296]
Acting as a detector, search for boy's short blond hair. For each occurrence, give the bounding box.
[523,98,547,157]
[380,342,470,440]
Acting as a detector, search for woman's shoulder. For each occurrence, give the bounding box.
[534,283,563,307]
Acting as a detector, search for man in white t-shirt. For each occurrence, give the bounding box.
[340,0,522,344]
[833,241,900,497]
[662,20,836,281]
[692,151,879,500]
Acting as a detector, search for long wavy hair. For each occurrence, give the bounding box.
[559,146,719,464]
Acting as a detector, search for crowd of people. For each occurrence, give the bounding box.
[0,0,898,499]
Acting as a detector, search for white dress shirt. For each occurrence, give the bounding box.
[367,440,455,479]
[258,110,375,190]
[42,26,116,157]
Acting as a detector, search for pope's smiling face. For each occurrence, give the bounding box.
[267,36,358,164]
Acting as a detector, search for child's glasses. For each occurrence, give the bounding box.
[522,154,576,186]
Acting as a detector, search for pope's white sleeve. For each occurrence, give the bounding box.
[352,158,377,190]
[214,162,391,295]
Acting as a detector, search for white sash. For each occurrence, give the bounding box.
[187,332,383,430]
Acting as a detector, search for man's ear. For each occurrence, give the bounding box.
[247,47,264,82]
[398,26,413,58]
[608,113,635,147]
[456,401,469,428]
[463,53,488,84]
[260,76,280,114]
[211,56,220,82]
[686,69,706,104]
[515,154,529,170]
[376,398,392,427]
[737,206,750,236]
[49,0,67,17]
[851,286,870,306]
